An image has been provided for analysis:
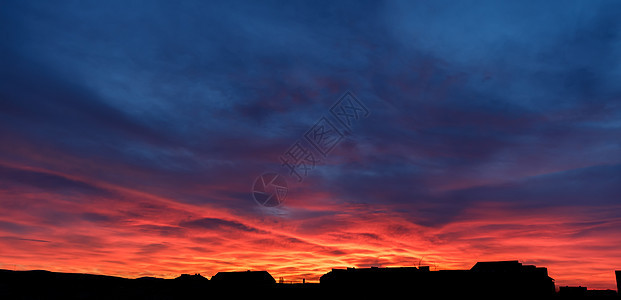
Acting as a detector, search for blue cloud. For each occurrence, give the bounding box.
[1,0,619,222]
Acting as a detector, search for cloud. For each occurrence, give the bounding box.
[179,218,266,234]
[0,221,33,235]
[0,164,110,196]
[0,236,50,243]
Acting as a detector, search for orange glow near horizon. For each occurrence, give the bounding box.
[1,163,619,290]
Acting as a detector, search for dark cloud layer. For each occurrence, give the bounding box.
[179,217,265,234]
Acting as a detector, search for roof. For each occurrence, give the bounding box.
[211,270,275,285]
[470,260,522,272]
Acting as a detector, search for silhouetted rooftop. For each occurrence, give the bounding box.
[211,270,275,285]
[320,260,556,297]
[471,260,549,275]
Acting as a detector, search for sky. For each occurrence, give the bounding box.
[1,0,620,290]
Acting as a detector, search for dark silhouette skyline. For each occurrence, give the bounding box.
[1,260,618,299]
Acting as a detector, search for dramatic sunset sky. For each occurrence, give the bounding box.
[1,0,620,290]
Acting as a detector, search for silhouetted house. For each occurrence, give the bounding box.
[468,260,555,296]
[320,260,555,297]
[559,286,587,297]
[471,260,524,272]
[320,266,426,288]
[211,270,275,287]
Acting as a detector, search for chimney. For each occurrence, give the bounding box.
[616,270,620,293]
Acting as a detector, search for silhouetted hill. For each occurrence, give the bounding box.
[174,273,208,281]
[0,269,210,300]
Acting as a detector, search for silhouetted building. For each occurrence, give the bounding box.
[471,260,524,272]
[320,266,426,288]
[320,260,555,297]
[559,286,587,297]
[211,270,275,287]
[467,260,555,296]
